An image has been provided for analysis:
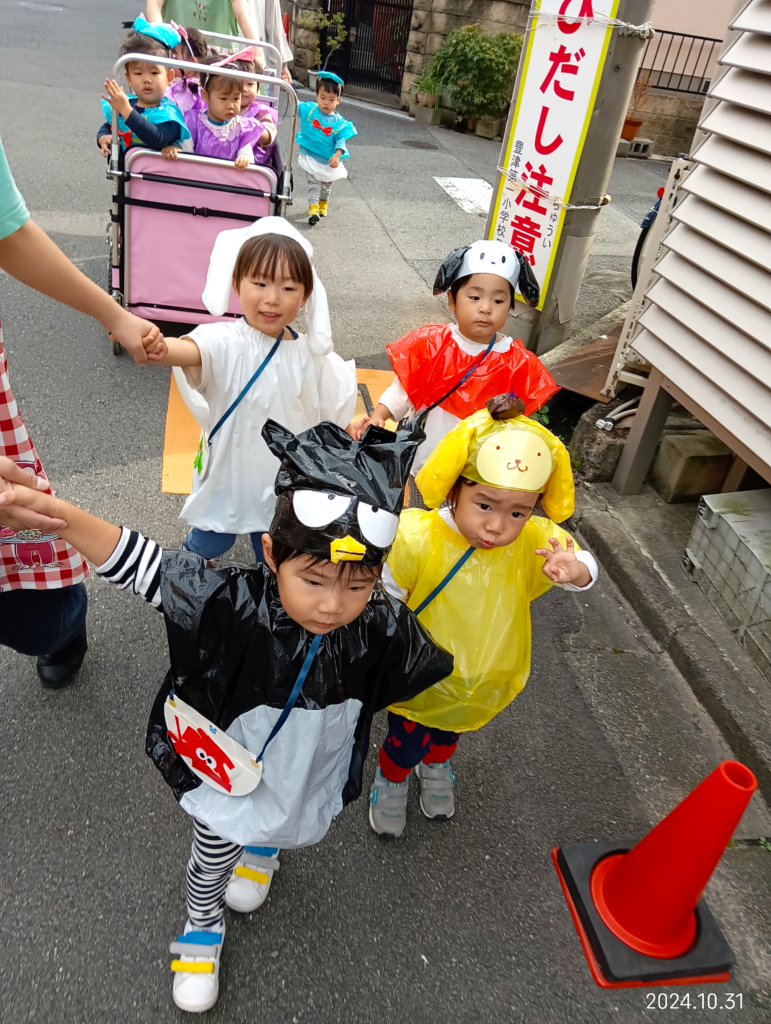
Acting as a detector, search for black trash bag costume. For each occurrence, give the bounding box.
[144,418,454,848]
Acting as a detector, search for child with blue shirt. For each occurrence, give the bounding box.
[97,19,191,160]
[296,71,356,225]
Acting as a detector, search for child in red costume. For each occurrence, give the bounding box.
[351,240,558,505]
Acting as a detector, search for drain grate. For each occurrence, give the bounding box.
[401,139,439,150]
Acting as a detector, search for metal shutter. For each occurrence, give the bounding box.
[631,0,771,480]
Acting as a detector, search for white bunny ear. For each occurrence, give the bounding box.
[202,224,250,316]
[304,267,333,355]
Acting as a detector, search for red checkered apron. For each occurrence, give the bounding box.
[0,323,88,592]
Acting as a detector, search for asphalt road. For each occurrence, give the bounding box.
[1,3,770,1023]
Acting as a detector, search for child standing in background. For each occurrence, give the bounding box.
[296,71,356,225]
[97,19,191,159]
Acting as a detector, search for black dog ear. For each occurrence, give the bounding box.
[514,251,540,307]
[433,246,471,295]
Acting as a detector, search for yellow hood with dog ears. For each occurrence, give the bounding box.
[415,407,575,523]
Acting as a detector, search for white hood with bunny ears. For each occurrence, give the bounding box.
[202,216,333,356]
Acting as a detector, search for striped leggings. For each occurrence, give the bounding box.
[186,819,279,927]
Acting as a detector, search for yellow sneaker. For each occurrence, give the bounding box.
[318,201,329,217]
[308,204,320,225]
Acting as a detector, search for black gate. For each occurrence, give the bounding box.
[320,0,414,96]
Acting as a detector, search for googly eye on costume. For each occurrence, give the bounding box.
[293,490,353,528]
[356,504,399,549]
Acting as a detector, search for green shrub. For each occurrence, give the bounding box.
[423,25,523,118]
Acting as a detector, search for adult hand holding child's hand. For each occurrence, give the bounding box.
[0,458,67,534]
[101,79,132,120]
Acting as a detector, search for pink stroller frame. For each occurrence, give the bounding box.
[106,37,297,350]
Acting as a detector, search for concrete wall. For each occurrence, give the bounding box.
[403,0,530,105]
[629,88,705,157]
[283,0,322,84]
[650,0,732,40]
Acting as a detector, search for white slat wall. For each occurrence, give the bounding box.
[632,0,771,480]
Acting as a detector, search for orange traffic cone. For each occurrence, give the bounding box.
[552,760,757,989]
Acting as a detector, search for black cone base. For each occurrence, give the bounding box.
[553,841,734,988]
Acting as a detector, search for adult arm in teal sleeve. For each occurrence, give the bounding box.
[0,138,30,241]
[0,134,162,364]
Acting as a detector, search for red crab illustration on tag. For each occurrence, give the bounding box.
[164,693,264,796]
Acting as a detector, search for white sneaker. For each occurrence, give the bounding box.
[170,917,225,1013]
[225,846,280,913]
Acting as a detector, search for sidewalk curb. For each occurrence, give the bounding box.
[571,501,771,807]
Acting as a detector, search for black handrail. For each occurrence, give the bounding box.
[637,29,722,95]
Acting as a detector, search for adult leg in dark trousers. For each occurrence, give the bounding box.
[0,583,88,687]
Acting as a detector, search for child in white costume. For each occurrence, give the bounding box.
[147,218,357,560]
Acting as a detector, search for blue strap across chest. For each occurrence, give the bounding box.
[413,546,475,616]
[208,328,293,445]
[256,633,323,762]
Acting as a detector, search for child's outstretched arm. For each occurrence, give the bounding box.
[0,462,121,566]
[142,333,202,367]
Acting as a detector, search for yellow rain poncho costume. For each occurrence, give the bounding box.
[386,404,596,733]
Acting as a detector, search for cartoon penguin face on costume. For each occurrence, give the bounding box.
[263,418,424,566]
[463,240,519,282]
[476,429,553,492]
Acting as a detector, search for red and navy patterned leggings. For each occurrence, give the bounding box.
[378,711,460,783]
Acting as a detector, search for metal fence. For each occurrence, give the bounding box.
[321,0,414,96]
[637,30,723,95]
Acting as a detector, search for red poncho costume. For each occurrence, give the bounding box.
[386,323,558,419]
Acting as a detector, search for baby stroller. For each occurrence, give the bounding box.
[106,34,297,353]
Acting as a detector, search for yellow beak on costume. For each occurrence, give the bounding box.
[329,535,366,563]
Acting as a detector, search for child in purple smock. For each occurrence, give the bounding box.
[180,50,275,169]
[167,24,208,116]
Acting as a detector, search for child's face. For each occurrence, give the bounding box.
[452,482,538,550]
[202,78,242,121]
[125,62,174,105]
[235,264,307,337]
[240,79,258,111]
[447,273,512,343]
[316,85,341,115]
[262,536,377,634]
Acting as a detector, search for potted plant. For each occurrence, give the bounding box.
[414,64,443,108]
[622,72,651,141]
[423,25,523,134]
[298,6,347,90]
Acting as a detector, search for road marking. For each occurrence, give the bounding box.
[17,1,64,10]
[434,177,492,215]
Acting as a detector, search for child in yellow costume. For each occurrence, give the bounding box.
[368,394,598,837]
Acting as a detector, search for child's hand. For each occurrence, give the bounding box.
[142,329,168,362]
[98,135,112,158]
[347,413,386,440]
[101,79,132,120]
[162,146,178,161]
[536,537,591,587]
[234,156,250,170]
[328,153,341,169]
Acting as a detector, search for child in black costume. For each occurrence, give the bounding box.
[0,420,451,1014]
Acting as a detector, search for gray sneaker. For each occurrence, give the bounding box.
[368,768,409,837]
[416,761,455,820]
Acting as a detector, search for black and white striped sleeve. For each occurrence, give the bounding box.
[95,528,163,609]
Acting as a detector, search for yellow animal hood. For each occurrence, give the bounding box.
[415,403,574,523]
